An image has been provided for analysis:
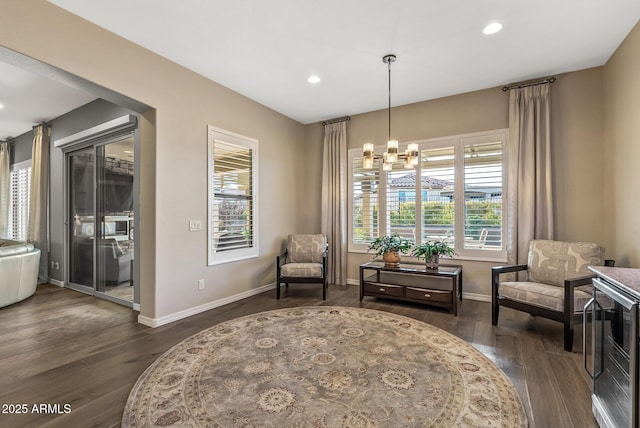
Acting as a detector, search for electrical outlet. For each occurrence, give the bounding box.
[54,262,60,270]
[189,220,203,232]
[198,279,205,290]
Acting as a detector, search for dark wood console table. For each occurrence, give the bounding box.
[360,261,462,315]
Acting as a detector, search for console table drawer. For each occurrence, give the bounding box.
[405,287,451,304]
[363,282,404,298]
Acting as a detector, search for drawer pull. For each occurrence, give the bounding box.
[424,293,431,298]
[379,288,385,292]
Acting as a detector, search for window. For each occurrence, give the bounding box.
[351,157,380,245]
[208,126,258,265]
[8,160,31,241]
[348,130,507,260]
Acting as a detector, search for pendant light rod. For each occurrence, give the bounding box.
[383,54,396,142]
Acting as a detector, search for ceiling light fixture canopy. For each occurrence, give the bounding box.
[363,54,418,171]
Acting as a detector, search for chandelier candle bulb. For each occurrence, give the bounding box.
[404,155,412,169]
[408,143,419,166]
[363,143,374,168]
[386,139,398,162]
[382,153,392,171]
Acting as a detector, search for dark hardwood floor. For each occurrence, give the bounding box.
[0,283,596,427]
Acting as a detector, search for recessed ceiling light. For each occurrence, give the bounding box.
[0,103,4,109]
[483,22,503,35]
[307,75,321,84]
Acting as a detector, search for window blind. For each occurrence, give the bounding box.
[212,140,253,252]
[352,157,379,244]
[9,165,31,241]
[463,141,503,250]
[386,164,416,241]
[420,146,455,244]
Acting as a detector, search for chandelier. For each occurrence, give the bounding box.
[362,54,419,171]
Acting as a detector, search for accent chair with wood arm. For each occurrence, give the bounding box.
[276,234,328,300]
[491,239,614,352]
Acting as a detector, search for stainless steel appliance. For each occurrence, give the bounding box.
[585,276,639,428]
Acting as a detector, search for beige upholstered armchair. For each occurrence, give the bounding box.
[276,234,328,300]
[492,240,613,352]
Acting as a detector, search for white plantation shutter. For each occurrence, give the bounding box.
[420,146,455,245]
[386,164,416,241]
[9,161,31,241]
[213,142,253,250]
[208,127,258,265]
[351,156,379,246]
[462,140,503,250]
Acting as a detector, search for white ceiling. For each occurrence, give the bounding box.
[0,60,96,140]
[47,0,640,124]
[2,1,639,140]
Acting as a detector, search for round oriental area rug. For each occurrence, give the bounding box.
[123,306,527,427]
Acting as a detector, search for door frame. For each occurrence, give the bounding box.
[56,115,139,308]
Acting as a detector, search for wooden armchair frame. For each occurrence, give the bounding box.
[276,242,328,300]
[491,259,614,352]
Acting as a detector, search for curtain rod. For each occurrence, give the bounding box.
[32,121,50,129]
[322,116,351,126]
[501,76,556,92]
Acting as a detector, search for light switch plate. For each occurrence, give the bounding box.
[189,220,203,231]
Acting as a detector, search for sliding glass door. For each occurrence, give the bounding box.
[67,136,135,305]
[96,138,135,302]
[68,147,95,292]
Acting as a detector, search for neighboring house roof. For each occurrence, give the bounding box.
[390,173,453,188]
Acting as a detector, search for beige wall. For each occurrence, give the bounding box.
[0,0,307,321]
[603,21,640,267]
[551,68,606,245]
[305,70,608,297]
[551,67,610,246]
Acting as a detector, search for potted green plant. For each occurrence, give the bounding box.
[367,233,413,267]
[411,240,455,269]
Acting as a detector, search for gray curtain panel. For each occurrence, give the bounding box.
[321,121,347,285]
[507,84,554,266]
[28,125,50,283]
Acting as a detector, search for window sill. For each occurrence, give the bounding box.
[209,253,259,266]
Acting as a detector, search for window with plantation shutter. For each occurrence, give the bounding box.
[208,127,258,265]
[348,130,507,260]
[462,139,503,251]
[350,156,380,247]
[8,160,31,241]
[421,145,455,244]
[386,166,416,241]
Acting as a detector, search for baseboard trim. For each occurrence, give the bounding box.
[462,292,491,302]
[138,283,276,328]
[136,281,491,327]
[48,278,64,287]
